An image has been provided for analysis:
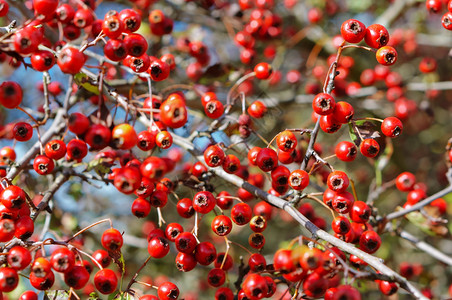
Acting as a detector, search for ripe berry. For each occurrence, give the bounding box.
[0,81,23,109]
[45,140,67,160]
[119,9,141,33]
[19,291,38,300]
[50,247,75,273]
[359,138,380,158]
[64,265,90,289]
[7,246,32,270]
[364,24,390,49]
[101,228,123,251]
[204,99,225,119]
[148,237,170,258]
[254,63,273,79]
[341,19,366,43]
[195,242,217,266]
[204,145,225,167]
[335,141,357,162]
[276,130,297,152]
[231,203,252,225]
[379,280,398,295]
[193,191,216,214]
[381,117,403,137]
[327,170,350,193]
[94,268,118,295]
[57,47,86,74]
[222,154,241,174]
[426,0,442,13]
[289,169,310,190]
[92,249,111,268]
[242,273,268,299]
[376,46,398,66]
[332,101,354,124]
[249,232,265,249]
[349,201,371,223]
[207,268,226,287]
[175,232,197,254]
[31,50,55,71]
[256,148,278,172]
[158,282,179,300]
[13,122,33,142]
[0,267,19,292]
[74,8,94,28]
[104,39,127,61]
[332,191,355,214]
[312,93,336,115]
[332,216,351,235]
[177,198,195,218]
[211,215,233,236]
[33,155,55,175]
[359,230,381,253]
[1,185,26,211]
[155,131,173,149]
[112,124,138,150]
[248,100,267,118]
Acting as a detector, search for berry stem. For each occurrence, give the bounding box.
[226,71,256,107]
[66,218,113,243]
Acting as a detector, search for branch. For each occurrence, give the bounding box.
[396,228,452,266]
[6,109,67,181]
[31,173,70,220]
[385,184,452,221]
[171,134,428,300]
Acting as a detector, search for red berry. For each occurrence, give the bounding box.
[312,93,336,115]
[158,282,179,300]
[92,249,111,268]
[248,100,267,118]
[148,237,170,258]
[341,19,366,43]
[193,191,216,214]
[64,265,90,289]
[231,203,252,225]
[7,246,32,270]
[175,232,197,254]
[211,215,233,236]
[0,81,23,109]
[332,216,351,235]
[57,47,86,74]
[254,63,273,79]
[364,24,390,49]
[381,117,403,137]
[33,155,55,175]
[288,169,310,190]
[335,141,357,162]
[50,247,75,273]
[0,267,18,292]
[101,228,123,251]
[94,268,118,295]
[13,122,33,142]
[327,170,350,193]
[256,148,278,172]
[45,140,67,160]
[31,50,55,71]
[359,138,380,158]
[359,230,381,253]
[376,46,398,66]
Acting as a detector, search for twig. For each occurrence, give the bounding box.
[170,134,427,300]
[385,184,452,221]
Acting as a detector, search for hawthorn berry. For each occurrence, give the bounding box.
[376,46,398,66]
[335,141,357,161]
[33,155,55,175]
[13,122,33,142]
[50,247,76,273]
[211,215,233,236]
[381,117,403,137]
[94,268,118,295]
[45,140,67,160]
[57,47,86,74]
[359,138,380,158]
[364,24,390,49]
[7,246,32,270]
[92,249,111,268]
[0,267,19,292]
[0,81,23,109]
[231,203,252,225]
[327,170,350,193]
[101,228,123,251]
[289,169,310,190]
[312,93,336,115]
[341,19,366,43]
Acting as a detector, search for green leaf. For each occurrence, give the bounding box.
[74,72,100,95]
[85,158,113,177]
[89,292,100,300]
[406,211,436,236]
[348,122,360,146]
